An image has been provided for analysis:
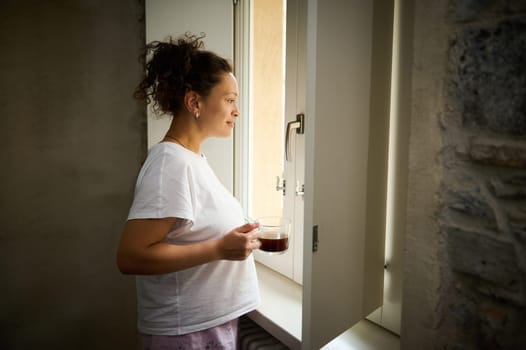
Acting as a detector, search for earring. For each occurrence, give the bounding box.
[194,112,199,120]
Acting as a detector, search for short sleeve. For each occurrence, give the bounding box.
[127,147,194,222]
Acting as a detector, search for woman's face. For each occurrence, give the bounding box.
[198,72,240,138]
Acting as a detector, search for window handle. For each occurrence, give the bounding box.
[285,113,305,161]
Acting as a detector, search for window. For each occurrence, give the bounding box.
[234,0,304,283]
[233,0,403,346]
[249,0,286,221]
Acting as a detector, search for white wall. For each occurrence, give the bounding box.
[145,0,235,191]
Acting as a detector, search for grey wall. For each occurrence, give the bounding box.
[0,1,146,349]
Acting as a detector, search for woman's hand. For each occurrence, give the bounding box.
[217,222,261,260]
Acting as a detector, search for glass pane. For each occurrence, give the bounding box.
[249,0,286,219]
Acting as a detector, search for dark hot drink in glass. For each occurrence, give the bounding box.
[257,217,291,255]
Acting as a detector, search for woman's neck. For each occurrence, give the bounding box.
[163,114,204,154]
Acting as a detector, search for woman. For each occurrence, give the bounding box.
[117,33,261,349]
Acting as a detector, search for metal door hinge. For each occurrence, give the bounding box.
[276,176,286,196]
[295,181,304,197]
[312,225,319,252]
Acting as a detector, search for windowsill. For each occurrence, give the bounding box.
[249,262,302,349]
[250,262,401,350]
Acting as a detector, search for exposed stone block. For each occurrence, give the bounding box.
[442,169,498,231]
[503,0,526,13]
[448,0,495,22]
[448,19,526,135]
[476,299,526,346]
[446,227,521,290]
[468,143,526,168]
[443,279,526,349]
[449,0,526,22]
[474,277,526,306]
[489,174,526,199]
[509,205,526,246]
[510,219,526,242]
[447,190,497,225]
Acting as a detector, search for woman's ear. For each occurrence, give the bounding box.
[183,91,200,115]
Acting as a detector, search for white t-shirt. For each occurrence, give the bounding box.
[127,142,260,336]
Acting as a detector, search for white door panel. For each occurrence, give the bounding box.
[302,0,393,348]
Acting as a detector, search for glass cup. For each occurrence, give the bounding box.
[256,217,291,254]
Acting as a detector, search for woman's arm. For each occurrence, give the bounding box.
[116,218,260,275]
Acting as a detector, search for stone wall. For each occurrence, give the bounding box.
[404,0,526,349]
[439,1,526,348]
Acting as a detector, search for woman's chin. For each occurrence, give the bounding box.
[222,126,234,137]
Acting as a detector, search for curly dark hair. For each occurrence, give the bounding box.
[134,33,233,116]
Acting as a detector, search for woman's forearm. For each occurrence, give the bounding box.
[116,219,259,275]
[117,239,222,275]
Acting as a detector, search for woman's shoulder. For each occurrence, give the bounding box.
[145,142,201,170]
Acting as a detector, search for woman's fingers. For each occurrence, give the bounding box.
[247,234,261,250]
[238,221,260,233]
